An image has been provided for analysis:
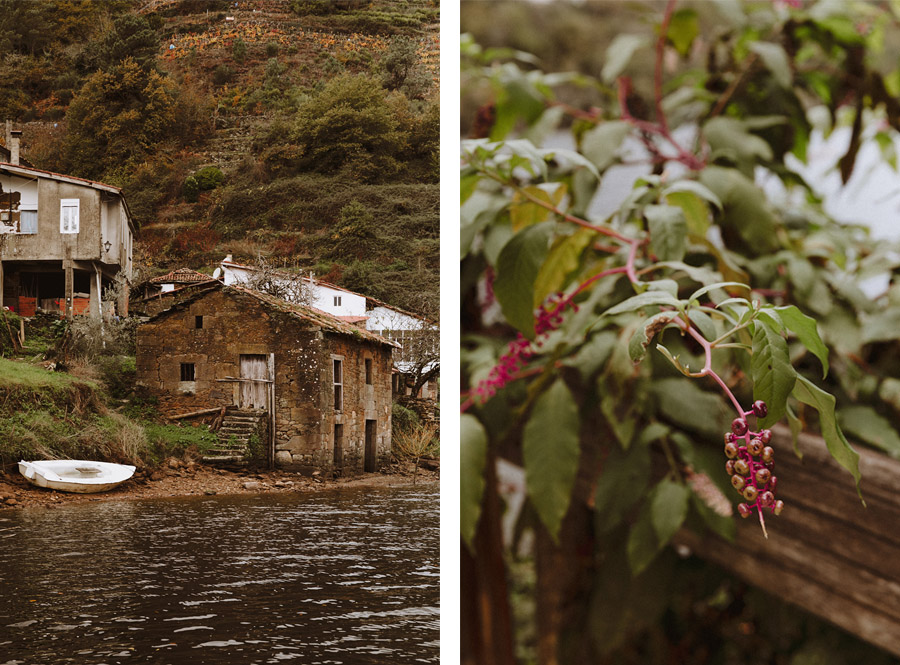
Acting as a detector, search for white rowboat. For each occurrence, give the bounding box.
[18,460,136,494]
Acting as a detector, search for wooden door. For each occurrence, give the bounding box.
[364,420,376,472]
[240,354,268,409]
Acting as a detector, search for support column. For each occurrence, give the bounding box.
[63,260,74,321]
[89,263,101,319]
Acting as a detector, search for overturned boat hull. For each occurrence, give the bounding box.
[18,460,136,494]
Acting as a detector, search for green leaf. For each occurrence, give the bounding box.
[702,118,773,174]
[667,8,699,57]
[785,402,803,458]
[651,378,729,439]
[838,405,900,459]
[461,172,480,204]
[523,379,581,540]
[650,479,690,547]
[594,439,651,534]
[493,222,554,337]
[664,191,711,236]
[510,183,567,231]
[627,500,661,575]
[461,414,488,550]
[662,179,723,211]
[792,375,863,500]
[687,310,717,342]
[581,121,630,172]
[748,41,792,88]
[534,228,595,308]
[603,290,682,317]
[564,330,618,380]
[688,281,750,303]
[752,320,797,428]
[646,204,687,262]
[699,166,780,255]
[775,305,830,378]
[601,34,649,84]
[629,312,679,363]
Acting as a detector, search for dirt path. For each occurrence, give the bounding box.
[0,460,438,511]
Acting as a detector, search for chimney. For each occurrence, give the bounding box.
[9,129,21,165]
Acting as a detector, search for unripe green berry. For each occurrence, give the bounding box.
[733,459,749,476]
[759,429,772,444]
[725,460,736,475]
[724,442,738,459]
[731,475,746,491]
[747,438,764,456]
[773,500,785,515]
[742,485,759,502]
[737,503,752,518]
[761,446,775,463]
[724,432,734,445]
[752,400,768,418]
[755,468,771,486]
[731,417,748,436]
[759,491,775,508]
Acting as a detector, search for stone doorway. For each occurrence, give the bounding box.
[239,354,268,409]
[364,419,376,472]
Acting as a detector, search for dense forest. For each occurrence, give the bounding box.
[0,0,439,313]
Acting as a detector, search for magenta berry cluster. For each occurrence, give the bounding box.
[723,401,785,521]
[470,293,578,402]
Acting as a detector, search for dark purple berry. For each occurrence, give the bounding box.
[731,475,746,491]
[747,438,764,456]
[724,442,738,459]
[759,491,775,508]
[737,503,752,518]
[761,446,775,464]
[759,429,772,444]
[725,460,735,476]
[752,400,768,418]
[731,417,748,436]
[755,468,771,486]
[733,459,750,476]
[773,500,785,516]
[742,485,759,502]
[768,476,777,493]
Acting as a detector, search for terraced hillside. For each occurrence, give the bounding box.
[2,0,439,313]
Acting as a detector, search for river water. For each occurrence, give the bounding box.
[0,485,439,664]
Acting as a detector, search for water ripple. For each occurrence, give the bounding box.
[0,486,438,664]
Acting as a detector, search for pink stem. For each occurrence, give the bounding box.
[677,316,745,417]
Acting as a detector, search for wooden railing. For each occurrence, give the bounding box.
[675,426,900,657]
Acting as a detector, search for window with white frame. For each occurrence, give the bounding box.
[60,199,79,234]
[333,358,343,410]
[19,205,37,234]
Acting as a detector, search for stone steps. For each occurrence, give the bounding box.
[203,408,267,464]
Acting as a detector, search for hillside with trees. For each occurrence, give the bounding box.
[0,0,439,314]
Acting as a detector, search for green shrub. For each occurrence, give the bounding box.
[232,37,247,62]
[212,63,235,86]
[265,41,279,58]
[392,402,419,436]
[96,355,136,399]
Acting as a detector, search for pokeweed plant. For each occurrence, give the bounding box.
[461,0,900,658]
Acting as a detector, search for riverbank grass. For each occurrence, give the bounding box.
[0,357,219,469]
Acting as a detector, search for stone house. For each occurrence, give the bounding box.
[135,282,397,474]
[0,128,134,318]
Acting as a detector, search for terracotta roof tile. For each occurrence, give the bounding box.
[150,267,213,284]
